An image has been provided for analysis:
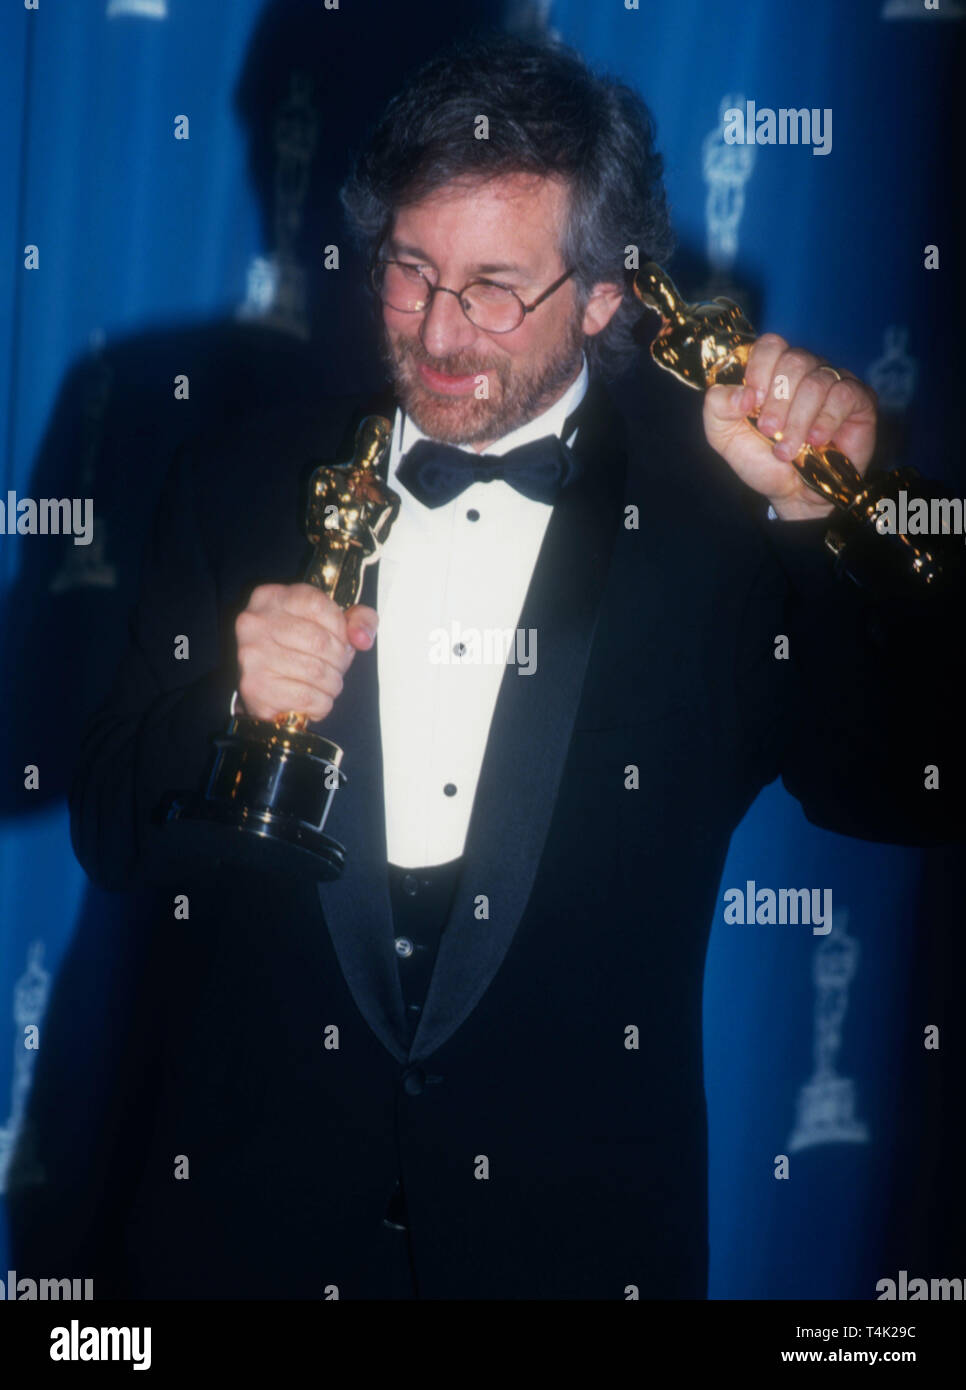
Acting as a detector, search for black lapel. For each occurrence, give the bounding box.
[409,378,629,1060]
[312,384,411,1063]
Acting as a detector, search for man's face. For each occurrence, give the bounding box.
[380,172,586,450]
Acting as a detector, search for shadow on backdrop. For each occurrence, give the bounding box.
[2,0,524,1288]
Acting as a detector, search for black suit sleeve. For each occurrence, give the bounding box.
[69,441,238,890]
[741,510,966,845]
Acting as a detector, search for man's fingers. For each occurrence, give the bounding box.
[756,347,819,441]
[280,582,349,635]
[245,582,288,614]
[240,674,339,724]
[706,383,755,424]
[265,647,348,700]
[774,369,853,462]
[235,585,377,724]
[743,333,788,409]
[345,603,379,652]
[247,581,347,639]
[274,612,352,668]
[236,608,347,671]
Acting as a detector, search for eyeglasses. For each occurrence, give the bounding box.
[371,259,576,334]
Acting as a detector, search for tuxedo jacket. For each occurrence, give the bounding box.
[67,356,963,1299]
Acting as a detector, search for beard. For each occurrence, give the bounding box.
[381,315,585,447]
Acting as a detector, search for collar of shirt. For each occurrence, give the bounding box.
[386,353,589,514]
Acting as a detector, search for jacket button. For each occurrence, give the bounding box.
[401,1065,425,1096]
[383,1180,408,1231]
[394,936,414,958]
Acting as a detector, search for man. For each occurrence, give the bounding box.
[65,35,961,1298]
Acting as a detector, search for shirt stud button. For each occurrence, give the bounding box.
[443,783,457,797]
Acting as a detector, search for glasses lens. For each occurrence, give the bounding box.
[462,282,524,333]
[376,261,431,312]
[373,263,525,331]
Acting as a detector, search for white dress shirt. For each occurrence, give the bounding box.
[230,356,589,868]
[379,356,588,867]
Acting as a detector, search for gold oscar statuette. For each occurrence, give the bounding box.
[633,263,942,585]
[164,415,400,880]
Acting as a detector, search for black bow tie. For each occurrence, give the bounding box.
[396,433,582,509]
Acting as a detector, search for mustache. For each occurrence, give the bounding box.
[390,334,503,378]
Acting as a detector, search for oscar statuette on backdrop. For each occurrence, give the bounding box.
[163,415,399,881]
[633,262,947,588]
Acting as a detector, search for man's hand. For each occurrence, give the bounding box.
[702,333,878,521]
[234,582,378,722]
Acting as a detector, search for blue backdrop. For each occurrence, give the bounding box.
[1,0,962,1298]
